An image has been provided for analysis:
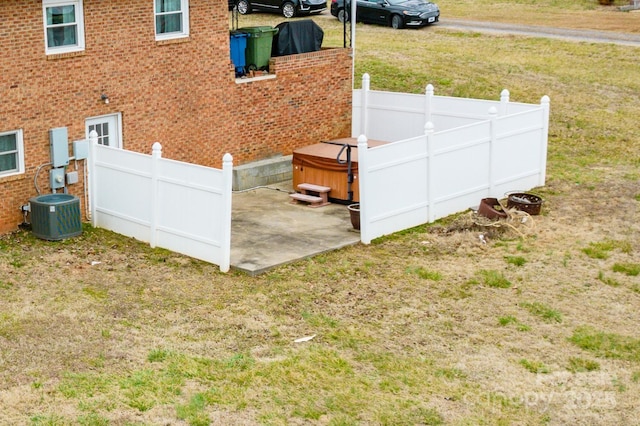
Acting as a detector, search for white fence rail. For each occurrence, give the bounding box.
[88,133,233,272]
[355,74,550,244]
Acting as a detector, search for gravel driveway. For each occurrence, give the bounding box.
[317,13,640,46]
[434,18,640,46]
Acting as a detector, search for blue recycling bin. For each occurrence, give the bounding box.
[230,31,248,76]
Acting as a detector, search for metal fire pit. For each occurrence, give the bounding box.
[506,192,543,215]
[478,197,508,219]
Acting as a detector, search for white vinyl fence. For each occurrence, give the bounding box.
[354,74,550,244]
[88,132,233,272]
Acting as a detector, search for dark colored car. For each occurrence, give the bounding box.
[235,0,327,18]
[330,0,439,29]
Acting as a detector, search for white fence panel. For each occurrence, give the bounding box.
[91,147,153,242]
[358,136,430,243]
[365,90,427,141]
[353,76,540,142]
[366,136,429,214]
[502,101,541,115]
[429,113,482,133]
[89,136,233,272]
[431,126,492,219]
[430,121,493,219]
[431,120,491,152]
[431,95,498,117]
[155,158,229,266]
[432,141,491,195]
[492,108,547,194]
[356,74,550,243]
[352,90,363,139]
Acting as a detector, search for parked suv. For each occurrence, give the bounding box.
[236,0,327,18]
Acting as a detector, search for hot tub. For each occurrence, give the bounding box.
[292,138,388,203]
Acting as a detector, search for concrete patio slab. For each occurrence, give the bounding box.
[230,182,361,275]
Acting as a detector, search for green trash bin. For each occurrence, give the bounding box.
[238,26,279,71]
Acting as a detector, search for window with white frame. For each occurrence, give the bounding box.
[43,0,85,54]
[0,130,25,178]
[155,0,189,40]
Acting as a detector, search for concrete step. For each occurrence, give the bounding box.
[289,192,330,208]
[297,183,331,194]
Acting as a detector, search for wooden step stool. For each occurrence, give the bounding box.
[289,183,331,208]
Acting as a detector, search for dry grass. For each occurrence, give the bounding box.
[2,2,640,425]
[439,0,640,33]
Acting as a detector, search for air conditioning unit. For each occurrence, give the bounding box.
[29,194,82,241]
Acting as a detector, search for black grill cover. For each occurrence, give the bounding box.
[272,20,324,57]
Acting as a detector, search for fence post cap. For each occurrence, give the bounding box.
[425,121,434,132]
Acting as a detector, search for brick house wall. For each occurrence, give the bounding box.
[0,0,352,235]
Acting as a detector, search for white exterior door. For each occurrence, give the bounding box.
[86,113,122,148]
